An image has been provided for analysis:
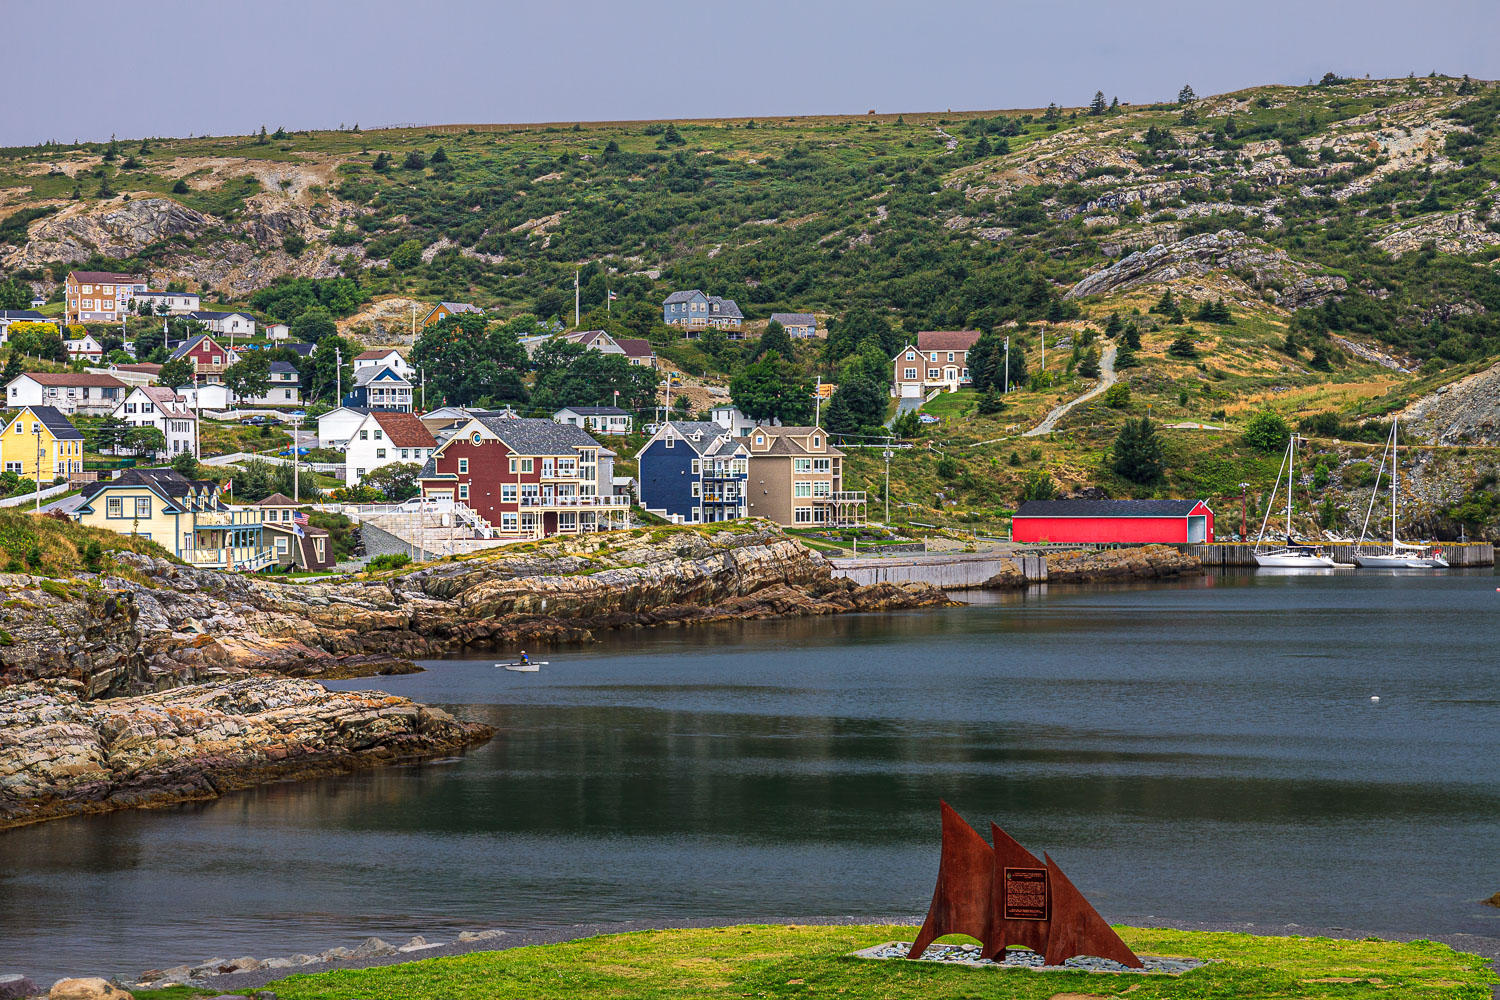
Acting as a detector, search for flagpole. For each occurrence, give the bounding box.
[574,269,580,328]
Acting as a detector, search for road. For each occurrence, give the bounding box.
[1023,343,1118,437]
[888,395,923,425]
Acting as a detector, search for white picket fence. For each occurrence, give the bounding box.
[0,483,70,508]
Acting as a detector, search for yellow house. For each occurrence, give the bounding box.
[0,406,84,483]
[72,468,276,572]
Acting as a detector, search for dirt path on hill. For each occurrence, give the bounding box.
[1023,343,1117,437]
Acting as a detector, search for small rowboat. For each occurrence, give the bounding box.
[496,661,546,672]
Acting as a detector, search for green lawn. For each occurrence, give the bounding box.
[143,924,1495,1000]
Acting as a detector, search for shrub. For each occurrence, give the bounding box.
[365,553,412,572]
[1242,411,1290,452]
[1020,470,1056,501]
[1102,381,1131,408]
[936,455,960,479]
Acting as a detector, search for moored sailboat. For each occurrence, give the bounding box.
[1353,418,1448,569]
[1253,433,1336,568]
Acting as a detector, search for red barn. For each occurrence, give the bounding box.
[1012,499,1213,544]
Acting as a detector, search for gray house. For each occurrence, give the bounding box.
[769,313,818,338]
[663,290,744,337]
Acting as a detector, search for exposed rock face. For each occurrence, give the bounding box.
[1403,361,1500,445]
[0,676,492,830]
[983,545,1201,588]
[5,198,210,268]
[1064,229,1346,309]
[48,978,129,1000]
[1372,209,1500,258]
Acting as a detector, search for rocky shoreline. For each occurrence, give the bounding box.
[0,525,953,831]
[984,544,1202,587]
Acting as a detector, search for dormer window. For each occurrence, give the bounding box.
[812,436,821,448]
[755,435,764,445]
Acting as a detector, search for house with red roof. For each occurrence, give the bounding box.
[890,330,983,398]
[345,410,437,486]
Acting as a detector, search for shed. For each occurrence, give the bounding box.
[1012,499,1213,544]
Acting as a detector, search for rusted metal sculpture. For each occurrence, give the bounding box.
[908,802,1143,968]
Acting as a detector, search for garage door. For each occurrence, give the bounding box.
[900,383,922,398]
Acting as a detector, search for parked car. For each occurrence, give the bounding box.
[918,414,941,424]
[241,415,275,426]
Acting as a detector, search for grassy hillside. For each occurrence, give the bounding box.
[6,75,1500,537]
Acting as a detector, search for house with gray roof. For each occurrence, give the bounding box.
[635,421,750,524]
[663,290,745,338]
[417,416,625,539]
[769,313,818,338]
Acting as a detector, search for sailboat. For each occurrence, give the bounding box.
[1254,433,1337,568]
[1353,418,1448,569]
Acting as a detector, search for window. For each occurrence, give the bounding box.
[731,459,747,475]
[813,481,831,497]
[811,436,821,448]
[520,458,533,473]
[284,390,292,399]
[794,482,811,498]
[356,468,365,477]
[961,367,969,378]
[376,448,386,459]
[929,352,938,362]
[690,459,700,474]
[813,458,831,473]
[794,458,811,473]
[509,457,517,472]
[904,368,917,380]
[275,536,289,554]
[905,351,915,360]
[458,458,468,473]
[107,497,123,517]
[794,507,814,524]
[948,352,955,362]
[134,497,151,517]
[501,484,517,502]
[501,512,518,532]
[373,429,383,440]
[459,484,469,499]
[360,430,368,440]
[691,483,700,497]
[928,368,940,379]
[560,511,577,531]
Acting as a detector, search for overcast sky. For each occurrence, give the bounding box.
[8,0,1499,146]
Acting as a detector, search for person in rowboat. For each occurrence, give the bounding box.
[520,651,529,665]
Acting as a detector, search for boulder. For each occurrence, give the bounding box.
[456,929,507,943]
[222,957,263,973]
[0,975,37,1000]
[348,938,396,959]
[397,936,443,953]
[50,979,131,1000]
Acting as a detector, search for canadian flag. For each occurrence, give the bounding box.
[607,290,618,301]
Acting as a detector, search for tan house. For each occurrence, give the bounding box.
[65,270,148,324]
[421,302,484,327]
[891,330,982,398]
[744,425,866,527]
[255,493,335,571]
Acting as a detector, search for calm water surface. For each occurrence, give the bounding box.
[3,571,1500,981]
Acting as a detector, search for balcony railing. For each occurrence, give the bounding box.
[813,491,868,504]
[518,494,631,508]
[193,510,239,526]
[182,548,277,572]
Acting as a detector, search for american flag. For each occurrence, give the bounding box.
[293,510,308,538]
[607,290,617,301]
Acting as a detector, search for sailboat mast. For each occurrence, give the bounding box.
[1287,435,1295,540]
[1391,419,1399,555]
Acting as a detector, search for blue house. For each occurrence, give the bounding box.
[636,421,750,524]
[662,290,744,337]
[342,364,414,413]
[769,312,818,338]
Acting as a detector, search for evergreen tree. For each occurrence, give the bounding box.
[431,146,449,163]
[1103,311,1123,337]
[1179,107,1199,126]
[257,125,268,145]
[1006,341,1029,388]
[372,152,391,172]
[1309,341,1332,371]
[1177,84,1197,105]
[1078,347,1101,380]
[1115,341,1138,369]
[1167,332,1198,358]
[824,377,886,434]
[756,320,793,361]
[1043,103,1061,122]
[973,135,991,158]
[976,388,1005,414]
[1111,416,1164,483]
[1123,321,1142,351]
[1109,96,1121,113]
[1089,91,1107,116]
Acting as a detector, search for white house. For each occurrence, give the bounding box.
[113,386,198,457]
[234,361,302,407]
[263,322,291,341]
[6,372,128,416]
[174,382,234,411]
[553,405,633,436]
[185,311,256,339]
[0,311,49,342]
[133,290,201,315]
[710,405,778,437]
[352,348,413,376]
[64,332,104,360]
[345,410,437,486]
[317,406,371,450]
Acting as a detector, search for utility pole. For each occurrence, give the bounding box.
[292,412,300,502]
[1039,325,1045,373]
[1003,337,1010,394]
[814,376,821,427]
[574,269,580,328]
[34,424,42,513]
[1239,482,1248,541]
[334,345,342,405]
[420,366,425,410]
[883,446,892,524]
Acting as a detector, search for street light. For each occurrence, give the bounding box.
[883,447,893,524]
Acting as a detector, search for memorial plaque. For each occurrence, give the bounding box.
[1003,867,1050,921]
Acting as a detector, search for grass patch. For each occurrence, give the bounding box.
[180,924,1496,1000]
[0,509,175,578]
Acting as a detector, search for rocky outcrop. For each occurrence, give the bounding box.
[0,526,953,694]
[983,545,1201,588]
[3,198,211,268]
[1064,229,1347,309]
[0,676,492,830]
[1403,361,1500,445]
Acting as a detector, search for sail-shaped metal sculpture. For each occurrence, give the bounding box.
[908,802,1143,969]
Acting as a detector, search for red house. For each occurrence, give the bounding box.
[1012,499,1213,544]
[418,415,629,539]
[168,334,236,380]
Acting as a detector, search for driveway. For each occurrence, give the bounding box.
[888,395,923,426]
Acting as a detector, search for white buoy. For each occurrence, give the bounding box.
[1370,695,1380,702]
